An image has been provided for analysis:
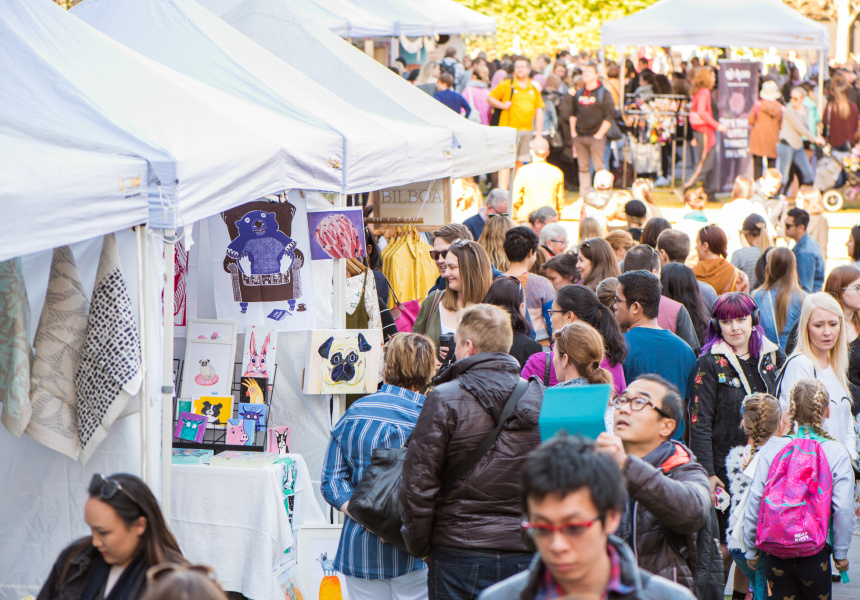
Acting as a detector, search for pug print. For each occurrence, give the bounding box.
[317,333,372,393]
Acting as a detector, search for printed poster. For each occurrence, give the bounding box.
[208,198,316,333]
[716,61,759,192]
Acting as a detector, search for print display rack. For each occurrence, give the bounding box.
[172,361,279,452]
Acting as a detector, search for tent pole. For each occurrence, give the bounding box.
[161,228,176,521]
[331,192,347,524]
[135,225,149,484]
[619,47,626,112]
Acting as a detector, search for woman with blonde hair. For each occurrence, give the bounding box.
[577,238,621,291]
[477,214,514,272]
[731,214,773,289]
[777,293,855,459]
[604,230,637,263]
[552,321,614,387]
[577,216,603,247]
[413,240,492,355]
[752,247,804,351]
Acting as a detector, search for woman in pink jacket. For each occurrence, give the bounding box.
[684,68,726,202]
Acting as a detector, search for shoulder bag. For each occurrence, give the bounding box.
[347,378,530,553]
[597,87,623,141]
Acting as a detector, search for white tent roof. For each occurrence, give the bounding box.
[1,0,345,234]
[339,0,435,37]
[306,0,398,37]
[602,0,829,50]
[402,0,496,35]
[210,0,516,178]
[0,124,150,262]
[73,0,455,193]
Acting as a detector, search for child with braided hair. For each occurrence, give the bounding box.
[743,380,853,600]
[724,393,782,600]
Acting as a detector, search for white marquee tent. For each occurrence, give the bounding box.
[205,0,517,178]
[601,0,829,50]
[72,0,457,194]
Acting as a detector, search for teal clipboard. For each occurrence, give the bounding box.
[539,383,611,442]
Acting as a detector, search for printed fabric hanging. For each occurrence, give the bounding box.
[0,257,33,437]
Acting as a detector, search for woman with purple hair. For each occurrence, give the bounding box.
[689,292,784,541]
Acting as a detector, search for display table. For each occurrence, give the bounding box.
[171,453,327,600]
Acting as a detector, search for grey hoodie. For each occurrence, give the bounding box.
[742,432,853,560]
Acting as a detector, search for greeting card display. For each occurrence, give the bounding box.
[268,426,290,455]
[180,338,236,400]
[226,418,252,445]
[238,403,268,431]
[240,377,268,404]
[174,412,207,443]
[192,396,233,426]
[241,326,277,381]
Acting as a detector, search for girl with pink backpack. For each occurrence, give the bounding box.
[742,380,853,599]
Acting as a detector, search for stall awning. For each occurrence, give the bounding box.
[601,0,829,50]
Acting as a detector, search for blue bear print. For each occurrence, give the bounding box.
[226,210,296,275]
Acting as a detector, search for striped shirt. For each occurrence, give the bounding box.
[321,384,426,579]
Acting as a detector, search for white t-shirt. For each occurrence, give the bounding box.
[778,354,856,459]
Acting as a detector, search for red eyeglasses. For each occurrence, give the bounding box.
[521,516,601,540]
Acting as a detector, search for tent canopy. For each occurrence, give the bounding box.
[2,0,345,236]
[211,0,516,179]
[73,0,456,193]
[302,0,397,37]
[601,0,829,50]
[402,0,496,35]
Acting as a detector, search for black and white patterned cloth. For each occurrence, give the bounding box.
[75,233,142,465]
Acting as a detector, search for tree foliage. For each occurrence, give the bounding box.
[781,0,860,20]
[456,0,659,58]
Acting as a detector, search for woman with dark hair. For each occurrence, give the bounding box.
[752,247,805,351]
[753,246,774,291]
[520,284,627,392]
[38,473,186,600]
[690,292,783,540]
[693,225,749,294]
[576,238,620,291]
[661,263,710,348]
[639,218,671,248]
[483,277,543,367]
[846,223,860,267]
[542,253,580,291]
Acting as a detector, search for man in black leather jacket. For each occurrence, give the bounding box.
[478,435,695,600]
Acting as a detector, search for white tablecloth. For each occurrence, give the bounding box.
[171,453,327,600]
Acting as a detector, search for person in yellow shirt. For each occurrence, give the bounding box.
[511,137,565,222]
[489,56,545,190]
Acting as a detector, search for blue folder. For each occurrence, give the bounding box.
[539,384,611,442]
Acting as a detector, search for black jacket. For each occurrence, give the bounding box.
[399,352,543,558]
[37,541,147,600]
[689,339,784,479]
[477,536,696,600]
[509,333,543,369]
[570,83,616,137]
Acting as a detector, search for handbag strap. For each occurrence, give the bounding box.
[543,352,552,387]
[442,379,530,486]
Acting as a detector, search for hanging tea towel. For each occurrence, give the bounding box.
[0,257,33,437]
[75,233,142,465]
[26,247,90,458]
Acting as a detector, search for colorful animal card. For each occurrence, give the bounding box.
[226,418,251,445]
[307,208,366,260]
[303,329,383,395]
[242,326,277,381]
[174,412,207,443]
[176,399,192,415]
[242,419,256,445]
[241,377,268,404]
[268,426,290,455]
[239,403,268,432]
[192,396,233,425]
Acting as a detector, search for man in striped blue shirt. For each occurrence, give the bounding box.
[321,333,437,600]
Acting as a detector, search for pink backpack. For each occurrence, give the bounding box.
[755,430,833,559]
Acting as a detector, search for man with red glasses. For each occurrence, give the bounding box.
[594,375,718,598]
[478,435,694,600]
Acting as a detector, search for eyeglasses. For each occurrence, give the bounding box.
[488,212,510,218]
[611,394,671,418]
[89,474,142,510]
[521,516,602,541]
[146,563,219,586]
[843,285,860,294]
[429,249,449,260]
[549,309,568,314]
[613,295,633,305]
[784,222,795,229]
[549,239,567,245]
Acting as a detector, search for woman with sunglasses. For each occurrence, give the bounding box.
[689,293,783,545]
[38,473,186,600]
[576,238,620,291]
[413,239,492,358]
[521,284,626,393]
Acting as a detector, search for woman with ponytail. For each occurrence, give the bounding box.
[552,321,615,429]
[724,393,782,600]
[743,380,853,599]
[520,284,626,392]
[731,214,773,289]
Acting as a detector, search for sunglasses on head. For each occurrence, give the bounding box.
[89,474,141,509]
[146,563,219,586]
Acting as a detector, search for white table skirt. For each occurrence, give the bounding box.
[171,453,326,600]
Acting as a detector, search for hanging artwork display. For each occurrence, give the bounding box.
[241,325,277,381]
[307,208,367,260]
[0,257,32,438]
[171,225,199,338]
[303,329,383,395]
[208,199,315,332]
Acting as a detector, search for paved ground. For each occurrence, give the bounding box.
[833,537,860,599]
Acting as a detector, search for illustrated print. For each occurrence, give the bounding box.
[318,333,372,393]
[174,412,206,443]
[226,418,249,445]
[309,209,367,260]
[268,426,290,455]
[221,201,307,315]
[316,553,336,577]
[242,328,274,379]
[239,403,267,432]
[195,359,218,386]
[241,377,267,404]
[174,239,188,327]
[192,397,233,426]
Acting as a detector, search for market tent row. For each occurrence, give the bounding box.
[200,0,517,179]
[601,0,829,49]
[72,0,458,194]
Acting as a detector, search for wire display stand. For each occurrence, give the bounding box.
[172,361,278,452]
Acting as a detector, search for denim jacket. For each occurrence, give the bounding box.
[752,287,804,351]
[792,233,825,293]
